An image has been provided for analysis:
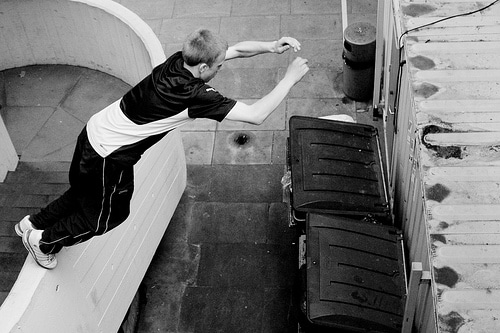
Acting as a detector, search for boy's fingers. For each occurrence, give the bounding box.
[280,37,301,52]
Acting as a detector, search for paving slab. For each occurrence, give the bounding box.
[196,242,296,288]
[138,282,186,333]
[25,142,77,163]
[286,97,356,129]
[0,72,5,106]
[61,68,130,123]
[213,130,274,165]
[291,0,342,14]
[21,107,83,162]
[297,39,344,70]
[348,13,378,27]
[179,286,266,333]
[0,183,68,197]
[267,202,300,245]
[180,117,217,131]
[211,68,280,99]
[181,131,215,165]
[231,0,291,16]
[0,221,17,237]
[161,199,193,244]
[158,18,221,44]
[0,253,25,270]
[115,0,175,20]
[1,106,54,154]
[5,194,51,209]
[260,288,298,333]
[220,16,281,41]
[225,52,289,71]
[0,270,18,292]
[140,243,199,332]
[172,0,232,18]
[0,207,33,221]
[3,65,84,107]
[350,0,378,14]
[281,14,343,40]
[0,237,24,253]
[142,18,163,37]
[188,202,268,244]
[289,67,344,99]
[217,100,286,131]
[185,165,284,203]
[271,130,288,165]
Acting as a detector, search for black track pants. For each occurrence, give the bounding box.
[31,127,134,255]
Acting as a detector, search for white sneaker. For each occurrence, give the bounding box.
[22,229,57,270]
[15,215,35,237]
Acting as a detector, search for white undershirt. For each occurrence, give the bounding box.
[86,99,194,158]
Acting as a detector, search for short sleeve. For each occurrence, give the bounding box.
[187,84,236,122]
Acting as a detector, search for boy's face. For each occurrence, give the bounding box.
[200,53,225,82]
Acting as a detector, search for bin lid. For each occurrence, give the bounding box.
[289,116,390,222]
[306,213,405,332]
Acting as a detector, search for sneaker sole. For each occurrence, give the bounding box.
[22,230,56,270]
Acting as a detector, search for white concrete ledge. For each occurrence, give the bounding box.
[0,1,186,332]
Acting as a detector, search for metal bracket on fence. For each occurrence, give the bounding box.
[402,262,431,333]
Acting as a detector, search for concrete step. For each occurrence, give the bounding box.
[0,183,69,196]
[0,162,69,308]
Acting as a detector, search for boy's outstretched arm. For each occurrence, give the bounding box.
[225,37,301,60]
[224,57,309,125]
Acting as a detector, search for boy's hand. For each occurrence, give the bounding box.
[284,57,309,84]
[273,37,301,54]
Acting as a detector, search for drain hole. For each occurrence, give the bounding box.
[234,133,250,145]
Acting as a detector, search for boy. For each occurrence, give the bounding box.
[17,29,309,269]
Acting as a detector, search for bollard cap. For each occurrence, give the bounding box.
[344,22,376,46]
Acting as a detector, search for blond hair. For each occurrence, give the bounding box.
[182,29,228,67]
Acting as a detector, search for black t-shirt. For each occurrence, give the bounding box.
[86,51,236,165]
[121,51,235,123]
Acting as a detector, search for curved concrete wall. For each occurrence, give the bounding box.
[0,1,186,332]
[0,0,166,82]
[0,0,167,181]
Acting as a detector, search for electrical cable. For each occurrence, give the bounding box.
[398,0,500,48]
[391,0,500,134]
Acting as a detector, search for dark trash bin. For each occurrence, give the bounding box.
[288,116,391,224]
[299,213,406,333]
[342,22,377,101]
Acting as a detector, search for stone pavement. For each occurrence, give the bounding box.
[0,0,378,332]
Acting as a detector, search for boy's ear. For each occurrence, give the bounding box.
[198,63,209,73]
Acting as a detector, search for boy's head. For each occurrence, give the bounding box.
[182,29,228,82]
[182,29,228,68]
